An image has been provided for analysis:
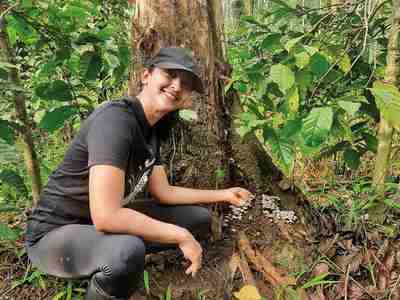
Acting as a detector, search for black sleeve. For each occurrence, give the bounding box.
[87,108,135,171]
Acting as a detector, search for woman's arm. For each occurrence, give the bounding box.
[148,166,252,206]
[89,165,202,276]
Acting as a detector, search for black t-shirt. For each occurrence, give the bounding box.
[26,97,162,245]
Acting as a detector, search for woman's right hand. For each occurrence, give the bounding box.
[178,231,203,277]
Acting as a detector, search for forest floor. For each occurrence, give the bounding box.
[1,168,400,300]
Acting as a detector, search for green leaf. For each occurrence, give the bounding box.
[0,139,19,163]
[143,270,150,295]
[80,51,102,81]
[338,54,352,73]
[0,68,7,80]
[0,120,15,145]
[37,61,58,78]
[344,148,361,170]
[0,169,27,195]
[179,109,198,122]
[280,118,302,138]
[241,16,262,26]
[319,141,352,158]
[63,5,88,19]
[361,132,378,153]
[271,0,297,9]
[369,81,400,130]
[304,46,318,56]
[301,273,337,289]
[0,222,19,241]
[301,107,334,147]
[6,14,38,45]
[39,106,76,133]
[285,36,303,53]
[287,86,299,116]
[234,81,247,93]
[0,61,18,70]
[264,126,295,174]
[35,80,73,101]
[260,33,283,53]
[270,64,295,93]
[309,53,330,78]
[76,32,104,45]
[338,101,361,116]
[294,51,310,69]
[296,70,313,89]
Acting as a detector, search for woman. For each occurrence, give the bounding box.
[25,47,251,300]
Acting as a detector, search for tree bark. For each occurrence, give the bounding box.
[372,0,399,197]
[128,0,316,293]
[0,13,42,205]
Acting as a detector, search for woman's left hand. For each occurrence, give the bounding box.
[223,187,253,207]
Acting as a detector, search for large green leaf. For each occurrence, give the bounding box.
[0,222,19,242]
[369,81,400,130]
[39,106,77,133]
[301,107,334,147]
[294,51,310,69]
[296,70,313,90]
[309,53,330,79]
[260,33,283,53]
[263,126,295,174]
[6,14,39,45]
[338,101,361,116]
[270,64,295,93]
[284,36,303,53]
[0,169,27,194]
[0,120,15,145]
[80,51,102,81]
[280,118,302,138]
[35,80,73,101]
[361,132,378,153]
[343,148,361,170]
[0,139,19,163]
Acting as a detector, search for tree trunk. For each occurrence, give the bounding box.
[372,0,399,198]
[0,12,42,205]
[243,0,254,15]
[129,0,316,294]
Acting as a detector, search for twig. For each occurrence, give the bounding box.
[344,264,350,300]
[323,256,377,299]
[0,2,19,20]
[388,273,400,299]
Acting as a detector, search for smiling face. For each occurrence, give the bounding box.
[140,67,195,113]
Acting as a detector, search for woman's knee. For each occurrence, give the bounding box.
[108,235,146,275]
[95,235,145,297]
[187,206,211,239]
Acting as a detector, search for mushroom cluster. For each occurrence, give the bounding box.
[223,194,298,228]
[223,194,255,227]
[261,194,297,224]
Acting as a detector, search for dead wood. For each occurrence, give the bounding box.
[237,231,296,287]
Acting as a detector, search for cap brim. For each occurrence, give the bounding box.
[153,62,204,94]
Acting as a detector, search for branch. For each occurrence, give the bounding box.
[0,2,19,20]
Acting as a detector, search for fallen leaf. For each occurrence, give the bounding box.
[233,285,262,300]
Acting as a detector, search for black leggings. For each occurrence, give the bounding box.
[26,199,211,299]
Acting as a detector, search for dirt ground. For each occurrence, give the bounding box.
[0,199,316,300]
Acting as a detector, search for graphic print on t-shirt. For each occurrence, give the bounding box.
[123,157,156,205]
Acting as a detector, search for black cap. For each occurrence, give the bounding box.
[146,47,204,93]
